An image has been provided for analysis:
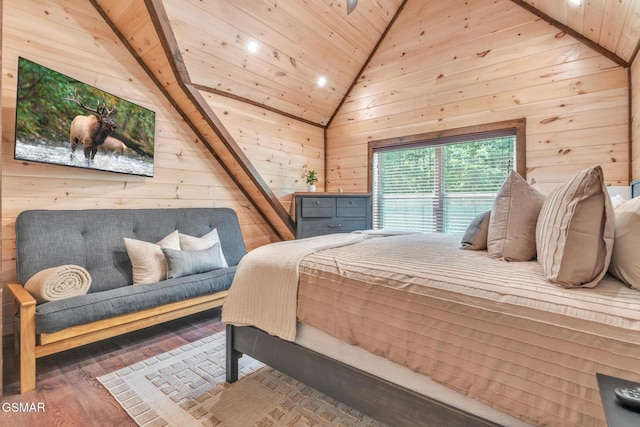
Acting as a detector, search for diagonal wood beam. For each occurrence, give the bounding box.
[91,0,295,240]
[510,0,628,68]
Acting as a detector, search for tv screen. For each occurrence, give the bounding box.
[14,57,155,177]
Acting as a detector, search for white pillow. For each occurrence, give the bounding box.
[124,230,180,285]
[179,228,228,268]
[609,196,640,289]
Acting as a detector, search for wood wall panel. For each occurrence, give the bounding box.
[632,60,640,182]
[0,0,278,334]
[326,0,630,193]
[201,92,325,217]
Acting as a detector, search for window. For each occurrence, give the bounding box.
[369,120,525,233]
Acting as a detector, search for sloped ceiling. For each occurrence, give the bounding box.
[514,0,640,66]
[162,0,405,126]
[161,0,640,128]
[93,0,640,239]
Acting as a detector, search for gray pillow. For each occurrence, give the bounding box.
[460,211,490,250]
[161,244,226,279]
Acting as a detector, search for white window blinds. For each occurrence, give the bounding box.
[372,132,516,233]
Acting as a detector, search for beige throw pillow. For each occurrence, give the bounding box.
[536,165,614,288]
[179,228,228,268]
[487,170,546,261]
[124,230,181,285]
[608,197,640,290]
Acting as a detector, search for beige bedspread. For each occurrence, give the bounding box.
[296,233,640,427]
[222,232,366,340]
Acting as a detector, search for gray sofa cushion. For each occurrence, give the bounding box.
[34,267,236,334]
[15,208,246,292]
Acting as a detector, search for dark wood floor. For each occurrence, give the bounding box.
[1,308,225,427]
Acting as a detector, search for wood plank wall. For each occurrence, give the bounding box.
[201,93,325,217]
[0,0,286,334]
[632,61,640,182]
[326,0,630,195]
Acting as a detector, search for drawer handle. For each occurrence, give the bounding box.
[349,201,353,205]
[316,201,320,205]
[328,224,342,228]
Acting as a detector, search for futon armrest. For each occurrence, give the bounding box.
[7,282,38,393]
[7,282,36,308]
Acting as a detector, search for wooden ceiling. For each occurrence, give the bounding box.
[161,0,406,127]
[157,0,640,128]
[514,0,640,66]
[93,0,640,239]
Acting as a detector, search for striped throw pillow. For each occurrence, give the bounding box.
[535,165,614,288]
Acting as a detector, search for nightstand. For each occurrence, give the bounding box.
[294,192,372,239]
[597,373,640,426]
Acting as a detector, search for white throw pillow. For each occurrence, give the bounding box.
[124,230,180,285]
[609,197,640,290]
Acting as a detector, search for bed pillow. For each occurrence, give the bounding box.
[179,228,228,268]
[124,230,181,285]
[536,165,614,288]
[487,170,545,261]
[460,211,490,250]
[162,244,226,279]
[608,197,640,290]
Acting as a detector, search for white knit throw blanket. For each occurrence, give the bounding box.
[222,232,366,341]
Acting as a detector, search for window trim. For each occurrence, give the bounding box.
[367,119,527,193]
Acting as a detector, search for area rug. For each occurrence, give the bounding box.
[98,331,385,426]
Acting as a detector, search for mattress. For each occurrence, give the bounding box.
[296,233,640,427]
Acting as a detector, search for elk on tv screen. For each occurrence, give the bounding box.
[14,57,155,177]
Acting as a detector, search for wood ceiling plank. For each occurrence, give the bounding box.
[519,0,635,64]
[94,0,296,239]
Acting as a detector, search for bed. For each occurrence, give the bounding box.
[223,166,640,427]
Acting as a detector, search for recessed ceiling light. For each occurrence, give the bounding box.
[317,76,327,87]
[569,0,582,6]
[247,40,259,53]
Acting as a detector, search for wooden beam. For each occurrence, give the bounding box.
[326,0,409,128]
[91,0,295,240]
[510,0,629,68]
[192,83,324,129]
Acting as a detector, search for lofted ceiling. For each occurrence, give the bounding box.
[158,0,640,128]
[161,0,405,127]
[94,0,640,239]
[514,0,640,66]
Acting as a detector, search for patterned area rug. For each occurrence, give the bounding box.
[98,331,385,426]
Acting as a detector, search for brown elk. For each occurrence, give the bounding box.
[66,91,117,162]
[99,136,127,155]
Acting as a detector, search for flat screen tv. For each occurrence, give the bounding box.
[14,57,155,177]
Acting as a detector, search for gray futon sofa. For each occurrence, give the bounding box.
[8,207,246,393]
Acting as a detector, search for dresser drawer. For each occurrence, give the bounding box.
[336,197,368,217]
[301,197,335,218]
[300,219,368,238]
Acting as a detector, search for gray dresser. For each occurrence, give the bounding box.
[295,192,372,238]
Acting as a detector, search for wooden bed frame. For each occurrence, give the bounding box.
[226,324,503,427]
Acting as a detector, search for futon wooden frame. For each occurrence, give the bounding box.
[8,283,228,394]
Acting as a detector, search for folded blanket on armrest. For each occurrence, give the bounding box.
[25,264,92,304]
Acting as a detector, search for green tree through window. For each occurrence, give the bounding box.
[371,124,521,233]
